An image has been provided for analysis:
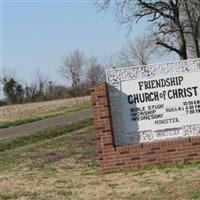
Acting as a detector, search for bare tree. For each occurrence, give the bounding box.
[48,84,70,98]
[60,50,85,96]
[86,56,106,86]
[118,34,159,66]
[34,70,48,97]
[24,71,49,102]
[97,0,200,59]
[181,0,200,58]
[104,54,122,69]
[1,69,16,83]
[24,83,38,101]
[103,34,162,69]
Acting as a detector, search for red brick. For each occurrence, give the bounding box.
[91,82,200,172]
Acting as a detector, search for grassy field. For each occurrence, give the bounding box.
[0,119,200,200]
[0,98,91,128]
[0,96,90,122]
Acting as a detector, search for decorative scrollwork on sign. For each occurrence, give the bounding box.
[106,59,200,146]
[183,124,200,137]
[140,131,154,143]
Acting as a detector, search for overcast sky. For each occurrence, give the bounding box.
[1,0,176,95]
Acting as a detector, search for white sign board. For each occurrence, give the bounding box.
[106,59,200,145]
[121,72,200,132]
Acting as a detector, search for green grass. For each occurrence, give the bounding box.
[0,116,44,129]
[188,190,200,200]
[0,120,200,199]
[0,118,96,173]
[126,160,200,176]
[0,100,91,129]
[0,118,93,152]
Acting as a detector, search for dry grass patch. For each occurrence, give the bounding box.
[0,122,200,200]
[0,97,91,128]
[0,96,90,122]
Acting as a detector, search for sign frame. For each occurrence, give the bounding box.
[106,58,200,146]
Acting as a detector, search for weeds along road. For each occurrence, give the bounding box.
[0,109,92,139]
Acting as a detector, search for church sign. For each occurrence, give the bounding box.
[106,59,200,146]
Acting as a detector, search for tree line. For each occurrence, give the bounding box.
[1,53,105,104]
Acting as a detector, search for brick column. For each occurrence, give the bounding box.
[90,83,115,170]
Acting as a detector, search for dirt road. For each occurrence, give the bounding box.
[0,109,92,139]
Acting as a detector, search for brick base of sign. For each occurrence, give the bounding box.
[91,83,200,172]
